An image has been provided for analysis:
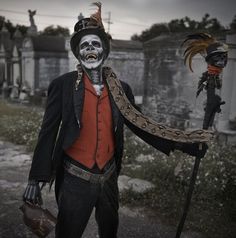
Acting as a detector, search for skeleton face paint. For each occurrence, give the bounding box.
[78,34,104,69]
[207,52,228,68]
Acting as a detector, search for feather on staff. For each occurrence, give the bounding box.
[182,33,215,72]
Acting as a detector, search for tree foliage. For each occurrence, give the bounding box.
[0,16,28,37]
[131,13,226,42]
[0,16,70,38]
[132,23,169,42]
[230,15,236,32]
[40,25,70,37]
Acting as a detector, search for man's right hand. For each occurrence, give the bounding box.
[23,180,43,205]
[175,142,208,159]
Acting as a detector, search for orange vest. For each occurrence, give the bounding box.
[65,74,115,169]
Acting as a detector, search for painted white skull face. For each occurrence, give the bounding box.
[79,34,104,69]
[208,52,228,68]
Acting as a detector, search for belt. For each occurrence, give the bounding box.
[64,160,116,185]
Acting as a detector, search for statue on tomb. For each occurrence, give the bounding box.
[28,10,36,26]
[27,10,37,35]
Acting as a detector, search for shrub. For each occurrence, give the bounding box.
[0,101,43,151]
[121,128,236,238]
[0,100,235,237]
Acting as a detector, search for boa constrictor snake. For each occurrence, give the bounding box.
[76,66,213,144]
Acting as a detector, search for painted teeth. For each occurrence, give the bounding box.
[86,54,97,60]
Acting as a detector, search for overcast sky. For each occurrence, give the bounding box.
[0,0,235,39]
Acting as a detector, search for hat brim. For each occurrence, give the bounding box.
[70,28,110,59]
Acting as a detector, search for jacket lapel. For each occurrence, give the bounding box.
[103,67,120,132]
[108,91,120,132]
[73,74,85,128]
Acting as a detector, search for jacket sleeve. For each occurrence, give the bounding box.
[29,77,63,182]
[123,83,175,156]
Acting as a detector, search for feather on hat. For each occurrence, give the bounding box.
[89,2,104,29]
[70,2,111,59]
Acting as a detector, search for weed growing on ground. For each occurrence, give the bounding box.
[0,100,235,237]
[0,101,43,151]
[121,127,236,238]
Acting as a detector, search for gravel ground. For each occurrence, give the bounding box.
[0,140,204,238]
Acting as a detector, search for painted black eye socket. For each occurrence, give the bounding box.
[212,53,227,61]
[80,42,89,49]
[92,41,101,48]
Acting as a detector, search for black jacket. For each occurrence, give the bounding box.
[28,70,175,183]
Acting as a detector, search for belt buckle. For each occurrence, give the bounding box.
[89,174,105,185]
[82,171,91,181]
[100,176,106,186]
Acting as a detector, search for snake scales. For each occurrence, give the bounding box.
[76,66,214,143]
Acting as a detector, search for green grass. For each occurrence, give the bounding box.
[0,99,235,237]
[121,128,236,238]
[0,100,43,151]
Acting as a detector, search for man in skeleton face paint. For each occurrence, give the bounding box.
[79,34,104,69]
[78,34,105,95]
[23,2,209,238]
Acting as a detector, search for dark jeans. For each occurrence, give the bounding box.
[55,167,119,238]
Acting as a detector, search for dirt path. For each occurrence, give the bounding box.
[0,140,204,238]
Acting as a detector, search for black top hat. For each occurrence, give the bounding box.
[70,2,110,59]
[205,42,228,59]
